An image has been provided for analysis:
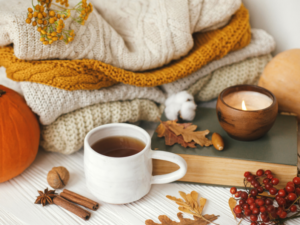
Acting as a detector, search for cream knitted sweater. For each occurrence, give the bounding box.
[161,29,275,95]
[41,99,164,155]
[188,54,273,101]
[0,0,241,71]
[20,83,166,125]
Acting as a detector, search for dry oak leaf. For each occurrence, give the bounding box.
[228,197,237,220]
[145,212,219,225]
[156,120,196,148]
[168,123,212,147]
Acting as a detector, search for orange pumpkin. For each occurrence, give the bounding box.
[258,49,300,120]
[0,85,40,182]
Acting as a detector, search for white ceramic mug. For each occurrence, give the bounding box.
[84,123,187,204]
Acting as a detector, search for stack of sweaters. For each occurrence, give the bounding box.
[0,0,275,154]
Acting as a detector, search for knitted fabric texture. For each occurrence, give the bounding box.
[0,0,241,71]
[11,29,271,126]
[161,29,275,95]
[0,5,251,90]
[187,54,273,101]
[41,99,164,154]
[20,83,166,125]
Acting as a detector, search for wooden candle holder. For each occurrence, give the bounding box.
[216,85,278,141]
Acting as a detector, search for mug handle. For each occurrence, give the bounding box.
[151,150,187,184]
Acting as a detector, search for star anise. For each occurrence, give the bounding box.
[34,188,57,207]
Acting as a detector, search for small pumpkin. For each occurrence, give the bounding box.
[258,49,300,120]
[0,85,40,182]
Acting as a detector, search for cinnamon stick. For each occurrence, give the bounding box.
[61,189,99,211]
[53,196,91,221]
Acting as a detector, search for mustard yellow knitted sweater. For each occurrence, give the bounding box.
[0,5,250,91]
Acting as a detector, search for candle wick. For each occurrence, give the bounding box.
[242,100,247,111]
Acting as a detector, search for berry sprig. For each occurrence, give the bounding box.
[230,169,300,225]
[26,0,93,45]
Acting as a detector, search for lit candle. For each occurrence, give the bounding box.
[217,85,278,141]
[223,91,273,111]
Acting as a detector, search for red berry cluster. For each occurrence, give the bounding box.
[230,169,300,225]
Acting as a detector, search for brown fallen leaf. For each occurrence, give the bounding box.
[168,123,212,147]
[198,198,206,215]
[228,197,237,220]
[258,192,276,198]
[145,212,219,225]
[167,191,218,225]
[156,120,196,148]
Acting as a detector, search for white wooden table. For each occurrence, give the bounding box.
[0,102,299,225]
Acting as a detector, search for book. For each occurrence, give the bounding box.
[152,107,298,188]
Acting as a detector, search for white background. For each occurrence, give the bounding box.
[243,0,300,55]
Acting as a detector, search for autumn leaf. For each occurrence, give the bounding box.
[198,198,206,215]
[228,197,237,220]
[168,123,212,147]
[166,191,218,225]
[145,212,219,225]
[156,120,196,148]
[191,191,198,202]
[258,192,276,198]
[167,195,184,203]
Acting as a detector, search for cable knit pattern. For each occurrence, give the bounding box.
[0,5,251,90]
[40,99,164,155]
[20,83,166,125]
[0,0,241,71]
[161,29,275,95]
[188,54,273,101]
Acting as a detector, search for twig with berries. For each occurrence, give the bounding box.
[229,169,300,225]
[26,0,93,45]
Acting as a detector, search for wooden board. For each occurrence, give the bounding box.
[153,154,297,189]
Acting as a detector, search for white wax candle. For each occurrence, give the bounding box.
[223,91,273,111]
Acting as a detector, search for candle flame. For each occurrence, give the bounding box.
[242,100,247,111]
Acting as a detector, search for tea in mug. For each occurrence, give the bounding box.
[91,136,145,157]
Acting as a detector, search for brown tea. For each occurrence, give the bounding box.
[91,136,145,157]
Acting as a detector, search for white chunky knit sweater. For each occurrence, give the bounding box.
[161,29,276,95]
[0,0,241,71]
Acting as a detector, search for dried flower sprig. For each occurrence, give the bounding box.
[26,0,93,45]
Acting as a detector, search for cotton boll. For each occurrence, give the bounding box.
[165,103,182,120]
[165,94,176,106]
[174,91,193,104]
[180,101,197,121]
[164,91,197,121]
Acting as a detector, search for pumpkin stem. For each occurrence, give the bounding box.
[0,89,6,97]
